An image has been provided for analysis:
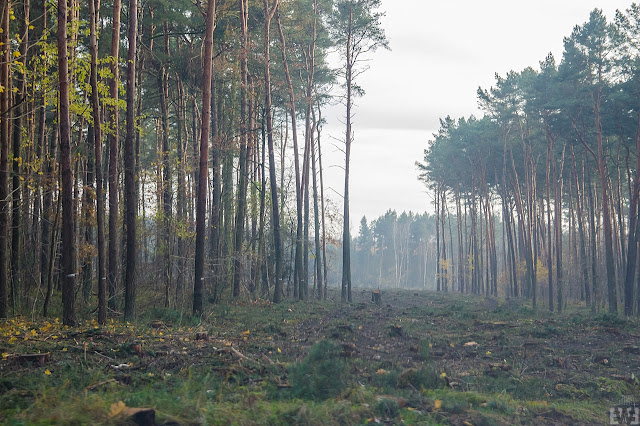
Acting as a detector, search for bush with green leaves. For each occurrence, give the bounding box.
[289,340,347,400]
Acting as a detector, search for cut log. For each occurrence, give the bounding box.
[17,353,50,366]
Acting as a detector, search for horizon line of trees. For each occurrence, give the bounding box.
[418,6,640,316]
[0,0,387,325]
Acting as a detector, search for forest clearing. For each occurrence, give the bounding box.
[1,289,639,425]
[3,0,640,424]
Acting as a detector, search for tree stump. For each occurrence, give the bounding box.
[371,290,381,305]
[122,407,155,426]
[17,353,50,366]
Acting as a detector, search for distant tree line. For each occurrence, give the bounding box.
[418,7,640,316]
[351,211,437,290]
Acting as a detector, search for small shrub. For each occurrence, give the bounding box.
[418,339,431,362]
[398,365,445,390]
[289,340,347,400]
[531,325,559,338]
[375,398,400,418]
[442,397,468,414]
[595,313,628,329]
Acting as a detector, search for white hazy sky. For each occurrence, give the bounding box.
[321,0,632,227]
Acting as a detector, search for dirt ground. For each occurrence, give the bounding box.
[1,288,639,424]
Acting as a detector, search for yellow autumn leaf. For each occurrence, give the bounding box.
[8,336,17,344]
[44,369,51,376]
[449,342,455,348]
[277,347,282,353]
[108,401,127,418]
[486,351,492,356]
[1,353,9,359]
[241,329,250,335]
[62,348,68,352]
[440,372,447,378]
[434,400,442,410]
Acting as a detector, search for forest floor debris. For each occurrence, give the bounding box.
[1,288,639,424]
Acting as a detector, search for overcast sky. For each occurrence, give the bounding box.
[320,0,633,228]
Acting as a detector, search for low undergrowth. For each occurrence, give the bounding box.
[1,288,638,425]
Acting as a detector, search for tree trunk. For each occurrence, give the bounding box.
[0,0,10,318]
[89,0,106,324]
[233,0,249,298]
[316,104,328,299]
[123,0,138,321]
[263,0,282,302]
[58,0,76,326]
[311,109,323,299]
[194,0,216,315]
[11,0,29,311]
[342,5,354,304]
[275,9,304,300]
[624,113,640,315]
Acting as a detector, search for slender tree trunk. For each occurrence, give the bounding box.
[275,9,304,299]
[316,104,328,299]
[11,0,29,311]
[624,114,640,315]
[89,0,106,324]
[123,0,138,321]
[210,77,222,302]
[311,109,323,299]
[0,0,9,318]
[58,0,76,326]
[571,147,590,307]
[546,133,554,311]
[555,146,565,312]
[194,0,216,315]
[233,0,249,298]
[263,0,282,302]
[587,167,599,313]
[342,5,354,303]
[158,62,172,307]
[108,0,122,311]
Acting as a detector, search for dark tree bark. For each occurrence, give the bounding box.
[0,0,9,318]
[194,0,216,315]
[263,0,282,303]
[108,0,122,311]
[275,8,303,299]
[158,61,172,307]
[210,76,222,302]
[89,0,106,324]
[58,0,76,326]
[624,112,640,315]
[233,0,249,298]
[570,147,590,307]
[123,0,138,321]
[11,0,29,310]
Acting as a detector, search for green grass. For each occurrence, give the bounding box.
[2,289,636,424]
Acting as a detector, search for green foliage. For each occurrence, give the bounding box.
[418,339,431,362]
[375,397,399,418]
[594,313,629,329]
[289,340,347,400]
